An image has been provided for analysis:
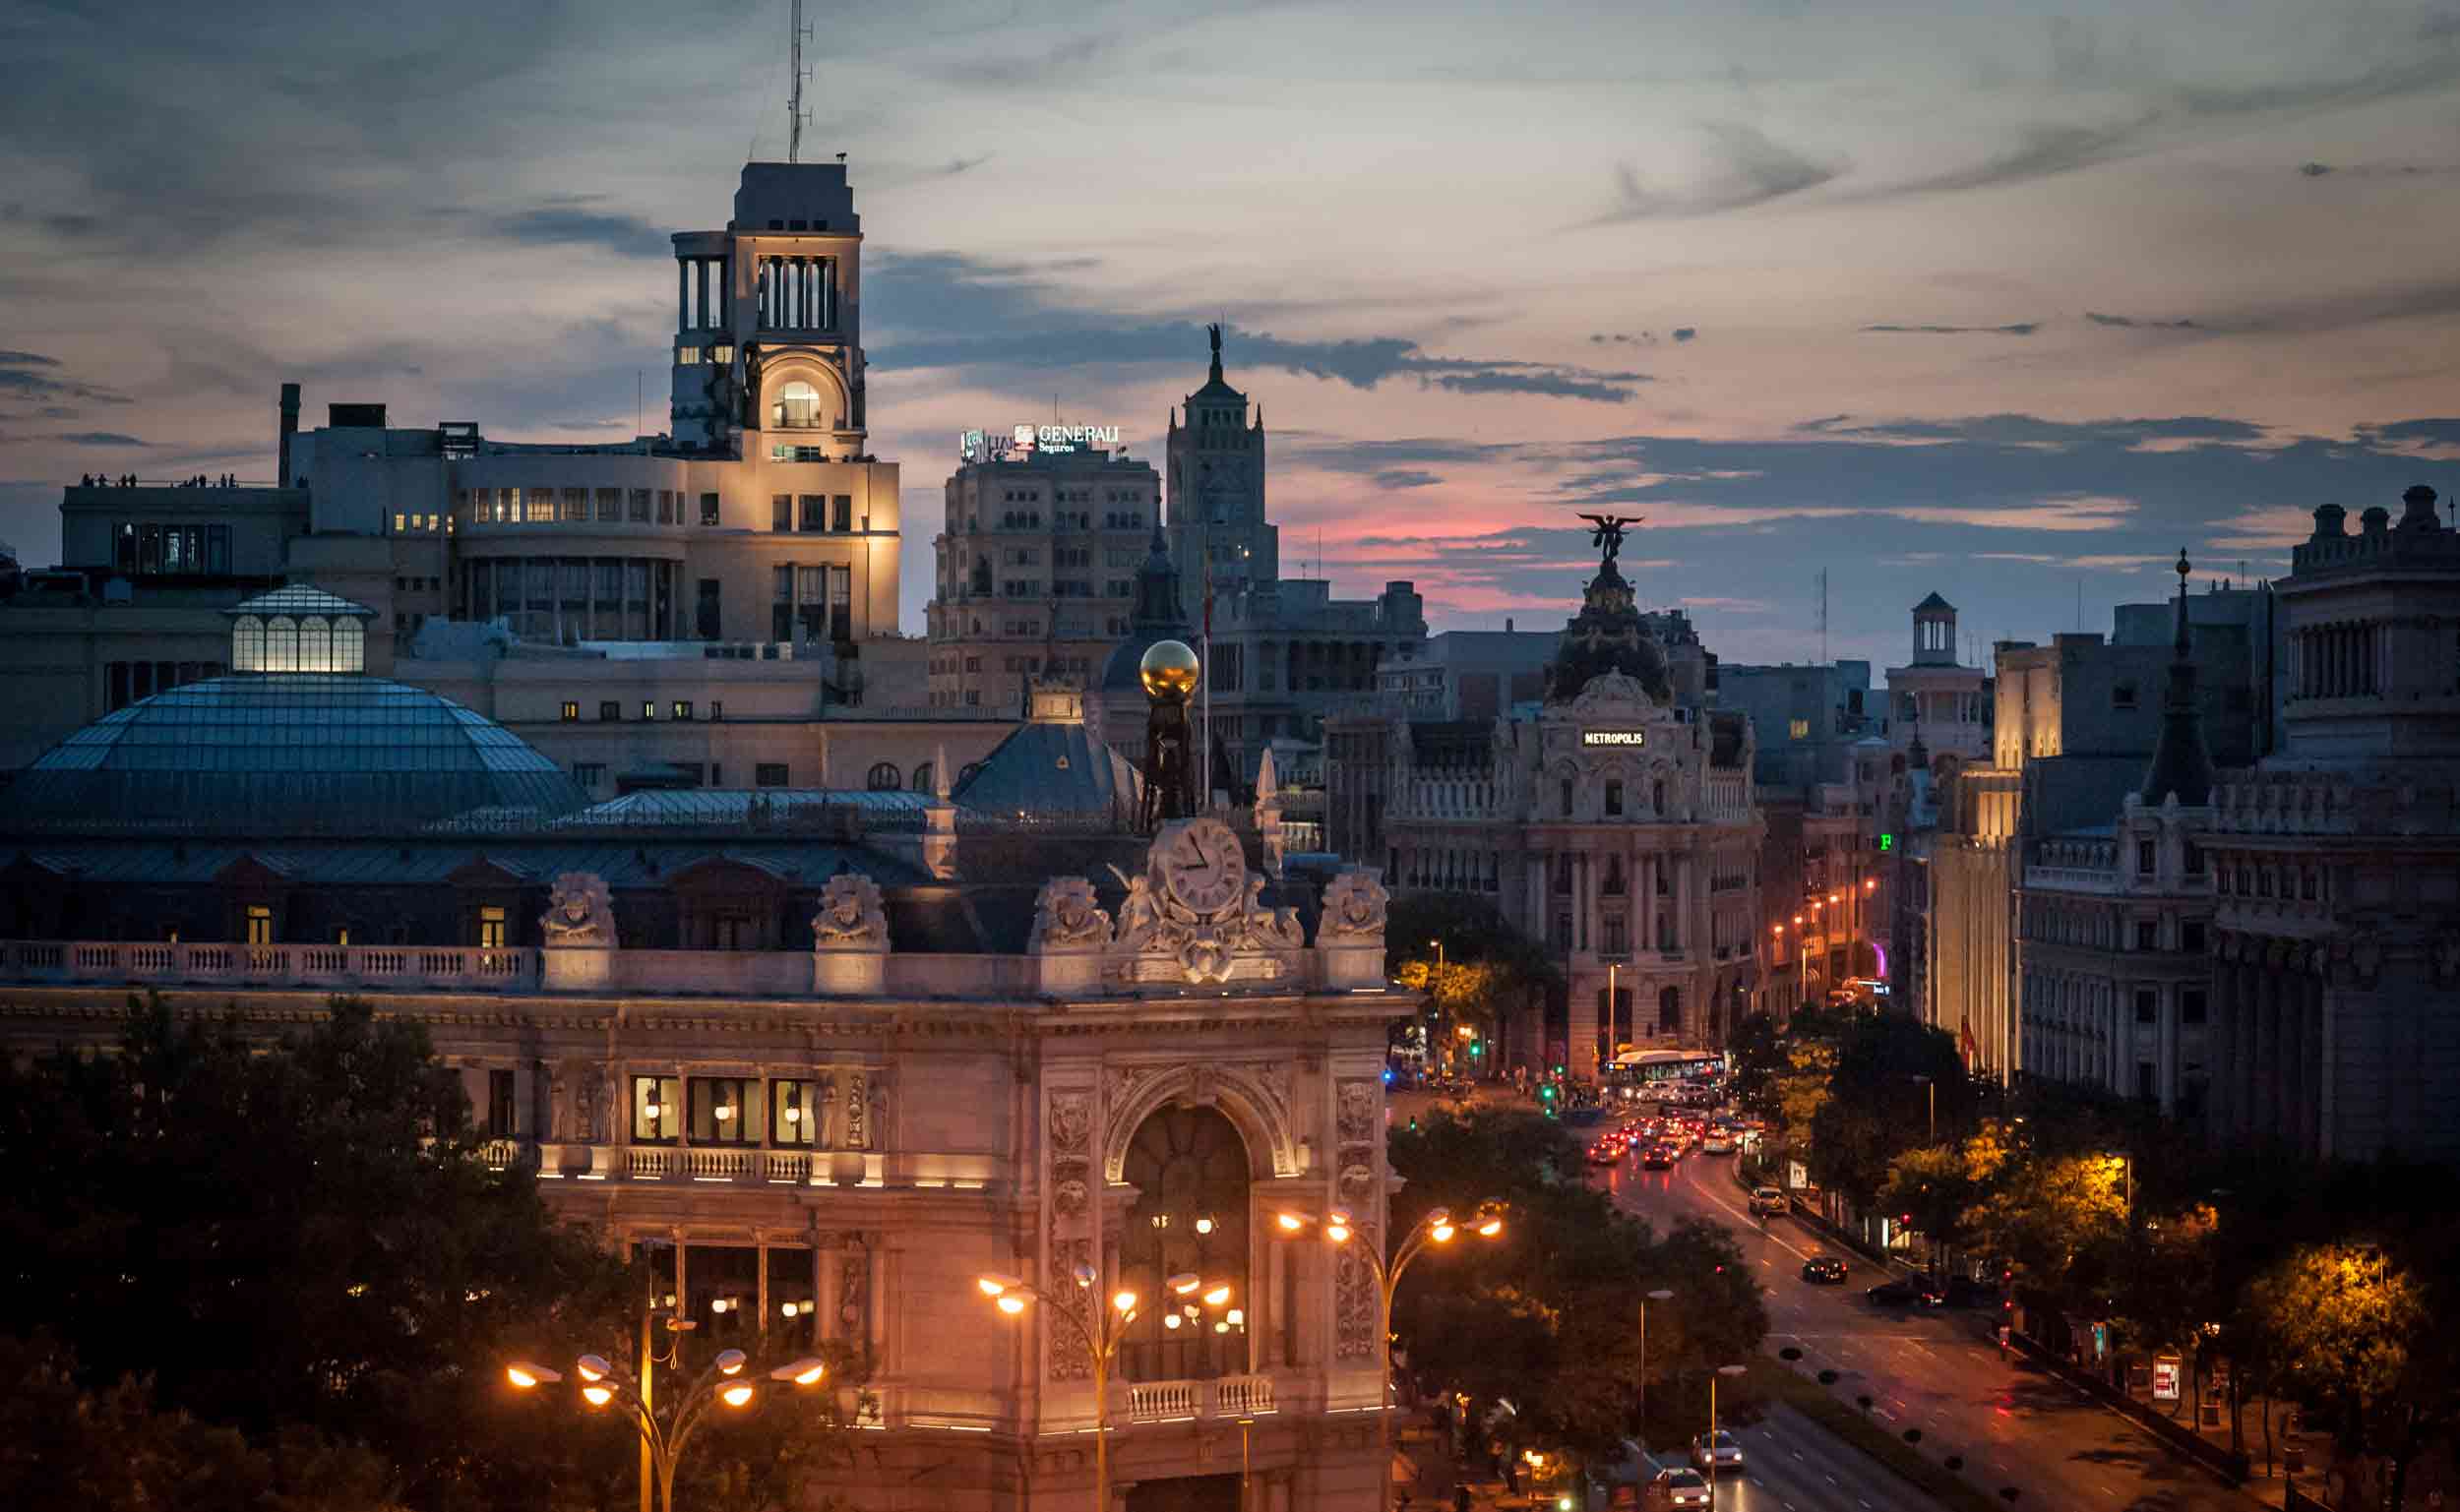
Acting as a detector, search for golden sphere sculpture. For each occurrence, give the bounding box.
[1138,639,1200,702]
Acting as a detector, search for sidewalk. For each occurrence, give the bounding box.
[1392,1401,1564,1512]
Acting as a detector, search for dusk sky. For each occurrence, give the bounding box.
[6,0,2459,670]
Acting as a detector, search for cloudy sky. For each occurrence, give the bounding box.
[6,0,2459,669]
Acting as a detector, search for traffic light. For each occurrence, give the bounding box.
[1469,1039,1484,1058]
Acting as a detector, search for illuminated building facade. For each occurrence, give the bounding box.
[0,608,1410,1512]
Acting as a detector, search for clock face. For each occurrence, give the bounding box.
[1159,819,1247,915]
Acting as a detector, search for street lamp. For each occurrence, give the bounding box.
[977,1262,1232,1512]
[505,1348,828,1512]
[1638,1287,1675,1444]
[1277,1203,1505,1512]
[1706,1362,1748,1510]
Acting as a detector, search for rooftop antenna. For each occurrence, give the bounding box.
[786,0,813,163]
[2075,577,2083,633]
[1816,569,1828,666]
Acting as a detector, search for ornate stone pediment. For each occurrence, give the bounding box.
[1569,670,1657,716]
[1103,817,1303,987]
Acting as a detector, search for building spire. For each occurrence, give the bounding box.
[2138,549,2215,807]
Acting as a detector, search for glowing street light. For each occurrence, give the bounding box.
[504,1346,827,1512]
[1276,1204,1505,1512]
[977,1262,1233,1512]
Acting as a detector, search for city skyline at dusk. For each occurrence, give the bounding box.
[6,0,2460,667]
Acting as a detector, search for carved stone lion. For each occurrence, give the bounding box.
[539,872,616,947]
[1030,877,1111,952]
[1318,869,1390,943]
[1052,1173,1090,1218]
[813,872,888,949]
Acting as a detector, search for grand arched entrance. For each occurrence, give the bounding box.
[1117,1104,1252,1382]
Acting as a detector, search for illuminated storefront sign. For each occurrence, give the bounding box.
[960,423,1124,461]
[1581,730,1647,747]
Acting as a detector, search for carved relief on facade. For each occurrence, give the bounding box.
[838,1232,872,1340]
[842,1070,869,1150]
[1333,1233,1381,1359]
[813,873,889,949]
[1334,1078,1380,1146]
[1047,1234,1094,1380]
[1099,1059,1303,1181]
[1331,1073,1384,1359]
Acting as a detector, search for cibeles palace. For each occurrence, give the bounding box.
[0,603,1407,1512]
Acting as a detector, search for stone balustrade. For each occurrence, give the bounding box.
[0,939,536,991]
[1119,1373,1275,1422]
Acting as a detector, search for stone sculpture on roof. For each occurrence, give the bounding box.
[813,872,888,948]
[1029,877,1111,952]
[1100,816,1303,986]
[1318,868,1390,943]
[540,872,617,947]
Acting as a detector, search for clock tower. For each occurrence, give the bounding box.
[1166,325,1276,623]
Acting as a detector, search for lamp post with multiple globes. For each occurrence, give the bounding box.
[975,1262,1235,1512]
[504,1348,828,1512]
[1276,1203,1505,1512]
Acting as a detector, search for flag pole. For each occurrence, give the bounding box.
[1200,552,1213,810]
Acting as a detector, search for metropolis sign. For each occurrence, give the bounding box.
[960,423,1124,461]
[1581,730,1647,747]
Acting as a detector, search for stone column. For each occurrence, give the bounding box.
[677,260,689,333]
[2300,979,2324,1157]
[2158,985,2180,1116]
[1675,853,1691,955]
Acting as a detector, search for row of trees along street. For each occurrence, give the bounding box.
[1729,1003,2460,1509]
[0,995,869,1512]
[1384,892,1563,1072]
[1386,1107,1770,1477]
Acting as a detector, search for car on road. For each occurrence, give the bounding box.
[1639,1143,1676,1170]
[1938,1273,1999,1308]
[1587,1139,1625,1166]
[1866,1276,1945,1308]
[1700,1133,1734,1155]
[1801,1254,1849,1284]
[1748,1185,1786,1216]
[1691,1430,1745,1472]
[1644,1467,1712,1508]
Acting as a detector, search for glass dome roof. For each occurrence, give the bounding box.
[5,674,589,836]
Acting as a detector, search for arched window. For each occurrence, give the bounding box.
[232,615,266,671]
[1651,779,1667,816]
[772,380,824,429]
[1559,777,1573,817]
[910,763,933,793]
[1604,779,1624,817]
[865,761,900,791]
[296,614,332,672]
[331,617,366,672]
[957,761,982,786]
[1118,1105,1251,1383]
[264,616,299,672]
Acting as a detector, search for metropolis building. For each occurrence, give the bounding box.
[1371,542,1763,1074]
[0,604,1412,1511]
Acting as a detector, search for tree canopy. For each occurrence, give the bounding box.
[1386,1107,1768,1465]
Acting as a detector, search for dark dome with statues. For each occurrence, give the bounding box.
[1546,556,1672,704]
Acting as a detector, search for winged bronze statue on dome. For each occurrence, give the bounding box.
[1577,513,1644,563]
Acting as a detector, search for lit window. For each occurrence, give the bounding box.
[478,906,507,949]
[244,905,274,945]
[560,701,580,722]
[633,1076,681,1142]
[672,700,694,720]
[643,700,656,720]
[1789,719,1811,741]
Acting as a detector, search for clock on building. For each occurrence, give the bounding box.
[1154,816,1247,917]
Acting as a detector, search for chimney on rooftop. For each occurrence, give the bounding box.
[278,383,301,484]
